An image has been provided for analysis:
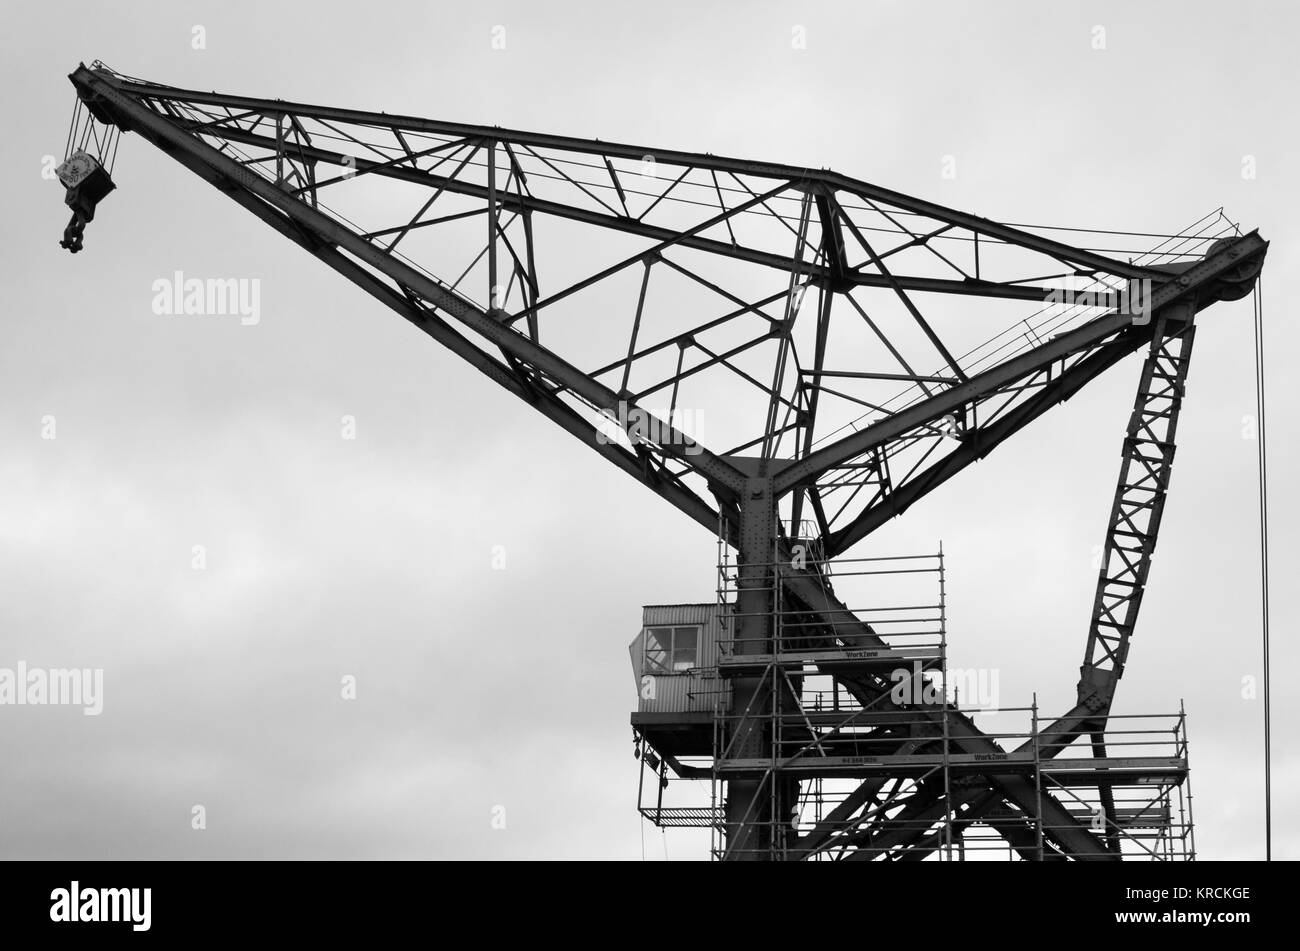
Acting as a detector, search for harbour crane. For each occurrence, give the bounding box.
[57,61,1266,860]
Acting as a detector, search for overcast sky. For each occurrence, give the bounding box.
[1,0,1295,860]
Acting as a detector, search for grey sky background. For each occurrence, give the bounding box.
[1,0,1295,859]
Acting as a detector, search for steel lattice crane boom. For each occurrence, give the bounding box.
[58,61,1266,860]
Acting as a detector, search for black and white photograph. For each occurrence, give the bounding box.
[0,0,1289,935]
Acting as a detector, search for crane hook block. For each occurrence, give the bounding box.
[56,149,115,254]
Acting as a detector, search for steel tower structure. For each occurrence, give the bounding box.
[59,62,1266,860]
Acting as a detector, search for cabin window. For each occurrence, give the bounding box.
[644,625,700,674]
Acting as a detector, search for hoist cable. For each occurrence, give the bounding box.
[1252,278,1271,860]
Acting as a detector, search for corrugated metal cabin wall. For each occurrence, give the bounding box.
[638,674,690,713]
[636,603,730,714]
[641,603,722,669]
[636,670,729,713]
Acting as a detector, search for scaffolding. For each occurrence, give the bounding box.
[633,528,1194,861]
